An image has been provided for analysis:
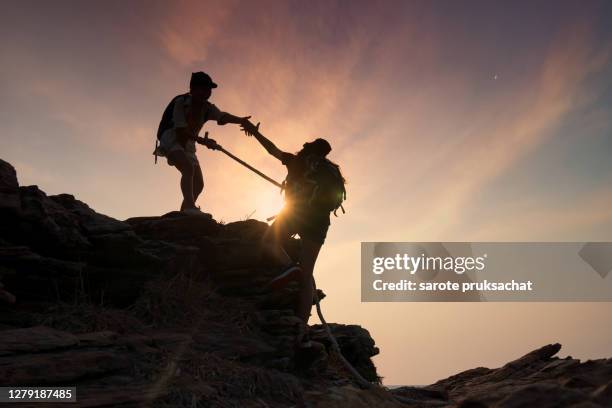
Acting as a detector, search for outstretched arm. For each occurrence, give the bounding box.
[207,103,252,129]
[242,121,284,160]
[218,112,252,127]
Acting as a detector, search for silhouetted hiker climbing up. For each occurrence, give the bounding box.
[241,121,346,342]
[154,71,253,213]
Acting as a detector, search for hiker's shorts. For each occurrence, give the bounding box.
[272,206,330,245]
[158,129,199,166]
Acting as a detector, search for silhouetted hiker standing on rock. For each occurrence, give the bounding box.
[241,122,346,341]
[154,72,253,214]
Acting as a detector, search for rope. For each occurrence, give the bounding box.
[313,280,424,405]
[312,277,372,390]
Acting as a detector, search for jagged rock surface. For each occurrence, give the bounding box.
[0,158,389,407]
[1,157,610,407]
[390,344,612,407]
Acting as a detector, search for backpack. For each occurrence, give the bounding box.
[157,93,188,141]
[156,93,216,163]
[284,156,347,216]
[154,94,186,163]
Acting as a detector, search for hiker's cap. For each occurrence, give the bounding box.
[309,138,332,157]
[190,71,217,89]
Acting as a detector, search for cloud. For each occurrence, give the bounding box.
[365,21,612,239]
[157,1,237,68]
[472,187,612,240]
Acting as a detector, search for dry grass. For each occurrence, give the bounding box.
[37,301,147,334]
[126,272,306,407]
[26,263,370,407]
[33,268,304,407]
[154,351,303,408]
[131,271,215,328]
[130,269,259,335]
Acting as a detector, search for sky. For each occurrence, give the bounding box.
[1,0,612,385]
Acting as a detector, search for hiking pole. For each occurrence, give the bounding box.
[197,134,282,189]
[217,147,282,188]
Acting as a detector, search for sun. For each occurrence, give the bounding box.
[250,190,285,221]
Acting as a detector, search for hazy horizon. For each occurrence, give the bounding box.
[2,0,612,385]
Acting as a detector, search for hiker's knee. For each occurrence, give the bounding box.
[168,151,193,173]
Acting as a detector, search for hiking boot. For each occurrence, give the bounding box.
[267,264,302,291]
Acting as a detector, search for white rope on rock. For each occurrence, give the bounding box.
[313,279,433,406]
[312,277,372,390]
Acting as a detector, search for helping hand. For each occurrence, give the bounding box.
[240,119,260,137]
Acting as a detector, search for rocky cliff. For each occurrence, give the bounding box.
[0,158,610,407]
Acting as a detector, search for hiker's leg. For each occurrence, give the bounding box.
[193,163,204,204]
[167,150,196,210]
[296,238,322,324]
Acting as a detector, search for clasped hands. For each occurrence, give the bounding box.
[196,117,260,149]
[240,117,260,137]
